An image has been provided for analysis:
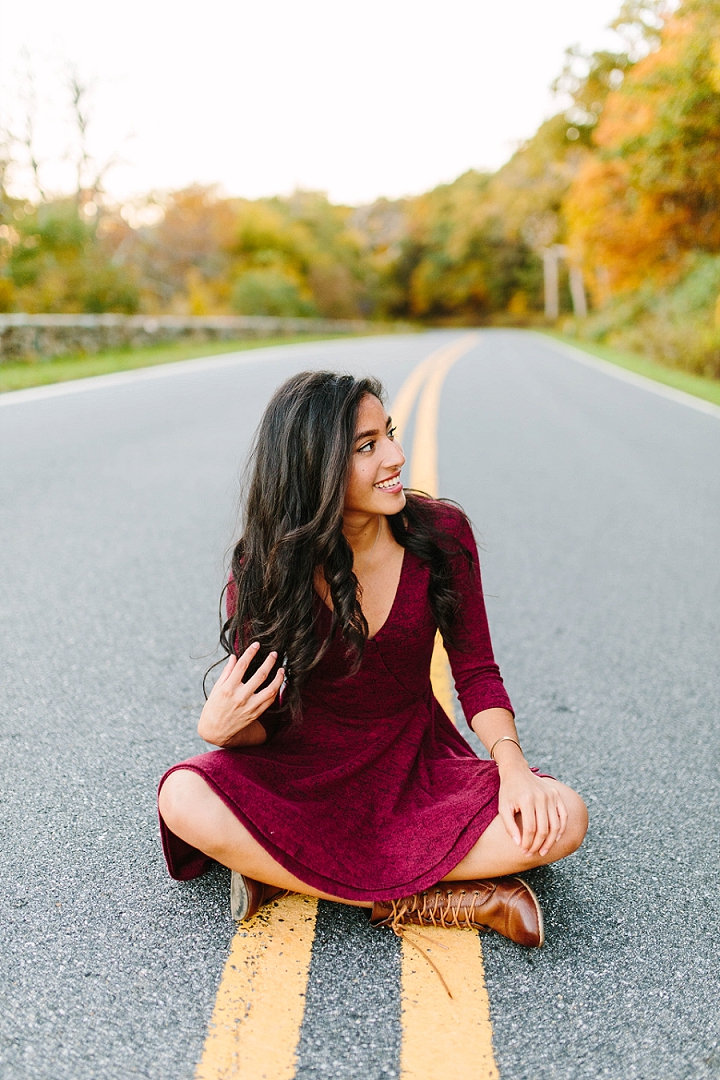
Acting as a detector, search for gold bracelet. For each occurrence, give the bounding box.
[489,736,523,761]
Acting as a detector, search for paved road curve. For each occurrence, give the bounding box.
[1,331,719,1079]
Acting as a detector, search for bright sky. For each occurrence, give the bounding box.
[0,0,625,207]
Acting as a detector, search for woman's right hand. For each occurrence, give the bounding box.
[197,642,285,747]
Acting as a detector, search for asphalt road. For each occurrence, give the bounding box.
[1,330,719,1079]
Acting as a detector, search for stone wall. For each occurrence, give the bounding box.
[0,314,378,362]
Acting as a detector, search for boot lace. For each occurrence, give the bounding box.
[384,886,494,999]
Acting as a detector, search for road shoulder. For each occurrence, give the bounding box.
[539,330,720,410]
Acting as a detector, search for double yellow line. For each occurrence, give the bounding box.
[397,334,480,720]
[195,333,498,1080]
[391,334,498,1080]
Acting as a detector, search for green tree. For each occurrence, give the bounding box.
[231,269,316,317]
[6,199,138,313]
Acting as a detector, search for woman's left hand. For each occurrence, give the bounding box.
[497,765,569,857]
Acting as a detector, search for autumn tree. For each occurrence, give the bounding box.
[228,191,369,319]
[0,62,139,313]
[566,0,720,297]
[369,171,544,322]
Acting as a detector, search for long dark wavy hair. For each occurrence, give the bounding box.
[215,370,474,718]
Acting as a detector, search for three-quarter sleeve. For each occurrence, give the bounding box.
[440,510,514,726]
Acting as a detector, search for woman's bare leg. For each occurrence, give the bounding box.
[443,781,588,880]
[159,768,372,908]
[160,770,587,905]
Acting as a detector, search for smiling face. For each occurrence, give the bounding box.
[343,394,406,518]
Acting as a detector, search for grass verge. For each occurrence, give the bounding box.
[542,331,720,408]
[0,333,366,394]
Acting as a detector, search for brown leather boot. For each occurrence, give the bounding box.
[370,875,544,948]
[230,870,290,921]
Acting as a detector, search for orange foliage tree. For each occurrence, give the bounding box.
[566,0,720,298]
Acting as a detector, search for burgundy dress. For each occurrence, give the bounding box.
[158,502,513,902]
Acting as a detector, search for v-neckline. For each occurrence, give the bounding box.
[315,547,408,642]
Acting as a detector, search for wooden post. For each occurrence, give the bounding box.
[543,247,560,321]
[543,245,588,320]
[569,265,588,318]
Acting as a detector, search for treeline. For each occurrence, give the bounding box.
[1,0,719,376]
[0,178,543,326]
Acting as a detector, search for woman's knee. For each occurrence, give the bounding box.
[158,769,212,837]
[558,784,589,854]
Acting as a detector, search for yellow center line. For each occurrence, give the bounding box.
[402,334,480,721]
[195,334,495,1080]
[195,895,318,1079]
[390,332,500,1080]
[392,342,460,445]
[408,333,479,497]
[399,926,498,1080]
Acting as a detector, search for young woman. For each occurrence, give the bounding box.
[158,371,587,950]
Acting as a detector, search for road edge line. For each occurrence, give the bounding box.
[0,333,409,408]
[534,332,720,420]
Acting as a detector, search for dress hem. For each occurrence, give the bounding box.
[157,762,500,902]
